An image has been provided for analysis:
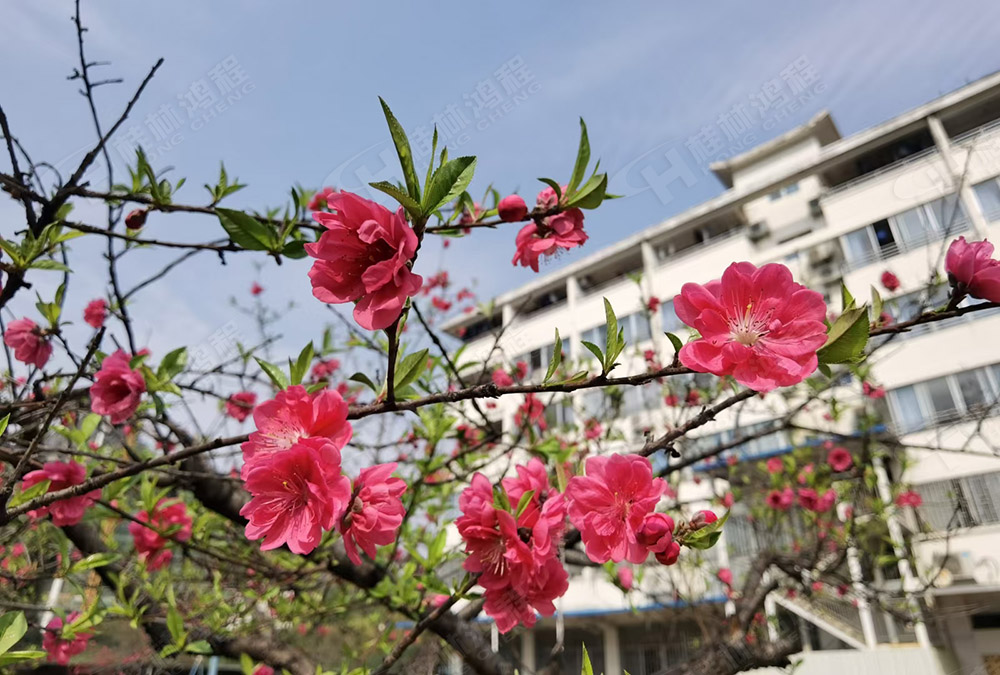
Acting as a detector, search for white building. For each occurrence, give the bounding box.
[442,71,1000,674]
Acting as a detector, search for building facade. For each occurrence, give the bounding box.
[443,72,1000,674]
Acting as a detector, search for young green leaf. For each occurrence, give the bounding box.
[254,357,289,390]
[0,611,28,656]
[564,173,608,210]
[581,644,594,675]
[537,178,562,203]
[0,414,9,438]
[568,118,590,195]
[8,479,49,508]
[217,208,273,251]
[394,348,430,391]
[581,340,604,364]
[665,332,684,356]
[378,97,421,202]
[349,372,379,393]
[818,306,870,364]
[542,329,563,383]
[369,181,423,218]
[424,156,477,214]
[289,342,314,386]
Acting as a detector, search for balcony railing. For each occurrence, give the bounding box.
[842,218,970,272]
[823,146,940,199]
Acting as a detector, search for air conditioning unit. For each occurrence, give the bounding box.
[747,221,770,242]
[808,241,840,266]
[931,551,975,585]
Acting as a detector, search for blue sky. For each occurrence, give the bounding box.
[3,0,1000,382]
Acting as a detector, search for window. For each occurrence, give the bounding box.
[662,299,685,335]
[516,338,567,377]
[840,193,970,270]
[917,471,1000,530]
[767,182,800,201]
[879,285,999,343]
[887,363,1000,433]
[544,398,574,428]
[974,178,1000,222]
[580,324,607,350]
[620,312,652,344]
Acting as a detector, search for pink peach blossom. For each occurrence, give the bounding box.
[827,446,853,472]
[306,191,423,331]
[766,457,784,474]
[880,270,900,292]
[617,566,634,590]
[895,490,922,508]
[339,462,407,565]
[21,461,99,526]
[90,350,146,424]
[240,437,351,554]
[491,368,514,387]
[308,186,337,211]
[129,499,192,570]
[674,262,827,392]
[766,487,794,511]
[225,391,257,422]
[83,299,107,328]
[43,613,92,665]
[946,237,1000,303]
[241,385,351,465]
[4,318,52,368]
[567,454,666,564]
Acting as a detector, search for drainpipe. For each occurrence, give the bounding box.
[872,456,931,647]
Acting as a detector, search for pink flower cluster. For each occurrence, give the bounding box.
[307,191,423,331]
[512,186,588,272]
[225,391,257,422]
[21,461,100,526]
[675,262,827,392]
[457,460,568,633]
[43,612,92,665]
[129,499,192,570]
[238,385,406,558]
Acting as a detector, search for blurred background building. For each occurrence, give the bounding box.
[444,71,1000,675]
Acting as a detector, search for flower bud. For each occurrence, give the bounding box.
[637,512,675,553]
[125,208,148,230]
[497,194,528,222]
[690,509,718,529]
[654,541,680,566]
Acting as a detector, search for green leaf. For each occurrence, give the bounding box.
[514,490,536,519]
[0,611,28,656]
[157,347,188,381]
[185,640,213,655]
[665,332,684,356]
[69,552,120,574]
[217,208,273,251]
[423,126,439,196]
[0,650,46,666]
[543,329,563,384]
[841,281,855,313]
[0,414,8,438]
[871,287,884,325]
[281,239,307,259]
[564,173,608,210]
[9,479,49,508]
[394,349,430,391]
[166,607,185,644]
[818,306,870,365]
[603,298,624,372]
[240,653,255,675]
[581,644,594,675]
[369,181,422,218]
[289,342,314,386]
[581,340,604,364]
[378,97,421,202]
[423,156,477,214]
[254,357,289,390]
[537,178,562,203]
[567,118,590,196]
[29,259,71,272]
[349,372,379,393]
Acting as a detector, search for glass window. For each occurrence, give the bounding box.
[928,194,967,233]
[872,219,897,253]
[893,206,931,247]
[956,370,988,411]
[890,385,924,433]
[529,348,543,372]
[974,180,1000,221]
[662,300,684,334]
[784,182,800,195]
[843,228,876,266]
[581,324,607,349]
[926,377,958,422]
[625,313,652,343]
